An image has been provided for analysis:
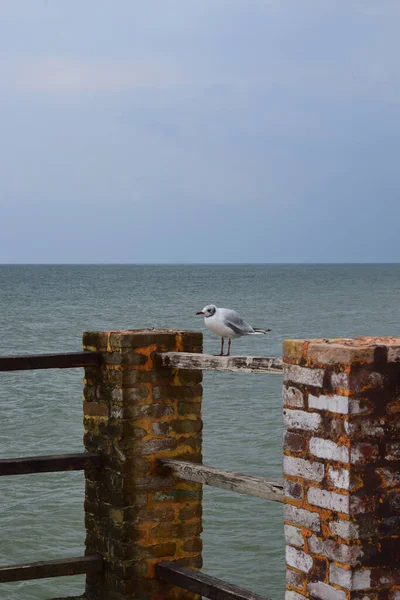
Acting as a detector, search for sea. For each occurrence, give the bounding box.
[1,264,400,600]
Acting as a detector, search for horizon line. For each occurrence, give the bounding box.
[1,262,400,266]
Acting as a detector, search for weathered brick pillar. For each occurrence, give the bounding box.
[82,329,203,600]
[283,337,400,600]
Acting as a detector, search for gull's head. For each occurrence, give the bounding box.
[196,304,217,317]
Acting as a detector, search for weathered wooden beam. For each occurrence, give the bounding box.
[0,351,102,372]
[158,459,283,502]
[0,555,103,583]
[156,352,282,373]
[156,562,271,600]
[0,453,101,476]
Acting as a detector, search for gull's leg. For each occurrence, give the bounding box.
[227,338,231,356]
[214,337,224,356]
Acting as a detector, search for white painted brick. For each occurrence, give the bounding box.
[387,347,400,362]
[328,466,350,490]
[350,443,379,464]
[111,388,123,403]
[348,398,371,415]
[331,371,349,389]
[346,419,386,437]
[285,505,321,532]
[374,466,400,488]
[285,592,307,600]
[329,565,370,591]
[378,573,393,586]
[110,405,123,419]
[329,563,352,589]
[309,437,349,463]
[286,568,304,588]
[283,386,304,407]
[307,582,347,600]
[283,456,325,482]
[307,487,350,513]
[366,372,384,387]
[283,409,322,432]
[284,364,324,387]
[361,420,385,437]
[329,519,359,539]
[385,442,400,461]
[284,524,304,547]
[284,479,303,501]
[286,545,313,573]
[350,495,373,514]
[308,535,363,564]
[353,569,371,590]
[152,422,168,435]
[309,394,349,414]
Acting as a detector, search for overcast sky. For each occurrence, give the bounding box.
[1,1,399,263]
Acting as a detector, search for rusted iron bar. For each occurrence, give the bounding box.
[156,352,283,374]
[0,351,102,372]
[156,562,271,600]
[158,459,284,502]
[0,555,103,583]
[0,452,101,476]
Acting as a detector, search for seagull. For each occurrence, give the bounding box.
[196,304,271,356]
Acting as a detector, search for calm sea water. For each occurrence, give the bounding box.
[1,264,400,600]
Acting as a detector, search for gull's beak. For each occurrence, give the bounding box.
[196,311,204,315]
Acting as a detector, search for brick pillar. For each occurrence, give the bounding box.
[283,337,400,600]
[82,329,203,600]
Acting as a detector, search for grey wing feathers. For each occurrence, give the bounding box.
[223,309,254,335]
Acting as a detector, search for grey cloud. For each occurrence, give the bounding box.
[1,0,400,263]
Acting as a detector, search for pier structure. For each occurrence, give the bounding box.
[0,331,399,599]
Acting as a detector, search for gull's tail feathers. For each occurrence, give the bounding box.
[250,328,271,335]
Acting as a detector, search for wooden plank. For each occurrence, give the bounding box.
[0,555,103,583]
[158,459,283,502]
[156,562,271,600]
[156,352,283,374]
[0,453,101,476]
[0,351,102,372]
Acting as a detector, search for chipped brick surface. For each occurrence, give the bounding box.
[283,364,325,387]
[284,408,322,431]
[328,519,359,540]
[329,563,352,589]
[309,437,349,463]
[286,546,313,573]
[308,394,349,415]
[307,581,347,600]
[285,591,307,600]
[284,479,304,500]
[283,337,400,599]
[283,456,324,482]
[284,431,307,454]
[286,568,306,589]
[284,524,305,548]
[327,466,350,490]
[83,329,203,600]
[307,487,350,513]
[285,505,321,532]
[283,386,305,408]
